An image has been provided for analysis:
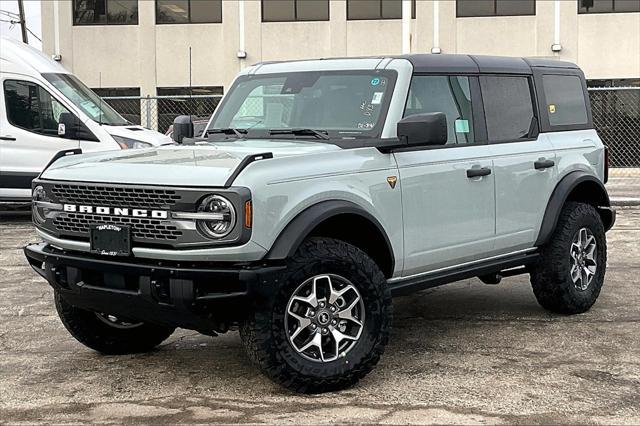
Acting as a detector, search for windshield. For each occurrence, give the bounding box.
[210,70,397,140]
[42,73,128,126]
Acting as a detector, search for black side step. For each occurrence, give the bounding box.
[389,251,539,297]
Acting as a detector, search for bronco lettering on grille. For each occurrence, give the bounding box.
[63,204,168,219]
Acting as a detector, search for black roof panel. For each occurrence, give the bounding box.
[470,55,531,74]
[396,54,479,74]
[395,54,579,74]
[523,57,580,69]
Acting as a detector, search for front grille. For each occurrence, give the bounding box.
[51,184,182,209]
[54,213,183,241]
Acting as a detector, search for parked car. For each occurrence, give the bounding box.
[0,37,171,203]
[25,54,615,393]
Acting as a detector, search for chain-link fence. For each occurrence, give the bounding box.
[588,87,640,179]
[103,89,640,179]
[102,95,222,135]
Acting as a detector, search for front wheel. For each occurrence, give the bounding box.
[240,238,392,393]
[55,292,175,354]
[530,201,607,314]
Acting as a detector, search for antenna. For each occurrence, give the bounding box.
[189,46,193,120]
[99,72,103,126]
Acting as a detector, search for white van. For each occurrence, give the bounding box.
[0,37,171,202]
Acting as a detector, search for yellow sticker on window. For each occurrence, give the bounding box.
[548,104,556,114]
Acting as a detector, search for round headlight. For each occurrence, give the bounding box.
[32,185,47,224]
[196,195,236,239]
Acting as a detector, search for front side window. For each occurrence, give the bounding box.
[156,0,222,24]
[457,0,535,17]
[210,71,396,139]
[42,73,129,126]
[347,0,416,20]
[4,80,73,136]
[480,76,535,142]
[578,0,640,13]
[543,75,589,127]
[262,0,329,22]
[404,76,475,145]
[73,0,138,25]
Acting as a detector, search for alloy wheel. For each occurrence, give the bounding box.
[569,227,598,291]
[284,274,365,363]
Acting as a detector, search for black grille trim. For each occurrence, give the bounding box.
[54,213,183,241]
[51,183,182,209]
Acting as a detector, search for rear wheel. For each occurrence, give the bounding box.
[240,237,392,393]
[55,292,175,354]
[530,201,607,314]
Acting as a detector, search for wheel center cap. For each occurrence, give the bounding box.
[317,311,331,325]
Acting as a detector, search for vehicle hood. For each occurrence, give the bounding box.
[103,124,172,146]
[42,139,341,186]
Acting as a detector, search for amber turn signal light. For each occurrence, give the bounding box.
[244,200,252,228]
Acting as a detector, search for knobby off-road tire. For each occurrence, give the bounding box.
[530,201,607,314]
[240,237,392,393]
[55,292,175,354]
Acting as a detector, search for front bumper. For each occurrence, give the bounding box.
[24,243,284,333]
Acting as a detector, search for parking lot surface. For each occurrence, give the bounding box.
[1,209,639,424]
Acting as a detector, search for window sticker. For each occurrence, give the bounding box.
[370,77,380,86]
[455,119,470,133]
[371,92,384,105]
[548,104,556,114]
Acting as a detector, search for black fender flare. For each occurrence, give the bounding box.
[535,170,614,246]
[265,200,395,268]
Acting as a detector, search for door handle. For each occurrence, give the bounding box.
[534,159,555,170]
[466,167,492,178]
[0,136,16,141]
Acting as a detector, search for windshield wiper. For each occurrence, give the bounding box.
[206,128,247,138]
[269,128,330,140]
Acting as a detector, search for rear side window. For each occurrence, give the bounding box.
[480,76,535,142]
[4,80,73,137]
[404,76,475,145]
[542,74,588,127]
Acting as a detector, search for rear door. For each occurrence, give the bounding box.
[0,77,80,199]
[394,75,496,276]
[481,75,558,253]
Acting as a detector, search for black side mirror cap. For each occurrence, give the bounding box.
[172,115,194,143]
[397,112,448,147]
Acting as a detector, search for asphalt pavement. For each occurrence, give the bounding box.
[0,209,639,424]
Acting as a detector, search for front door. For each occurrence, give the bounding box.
[0,77,80,199]
[394,75,496,276]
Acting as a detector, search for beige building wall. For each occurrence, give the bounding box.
[41,0,640,96]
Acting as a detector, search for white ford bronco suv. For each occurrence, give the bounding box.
[25,55,615,393]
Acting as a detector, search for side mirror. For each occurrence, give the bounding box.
[397,112,448,147]
[172,115,194,143]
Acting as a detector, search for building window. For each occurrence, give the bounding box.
[480,76,535,142]
[156,0,222,24]
[457,0,536,17]
[73,0,138,25]
[93,87,141,125]
[156,86,223,133]
[578,0,640,14]
[347,0,416,20]
[262,0,329,22]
